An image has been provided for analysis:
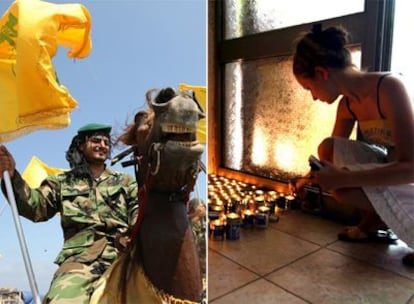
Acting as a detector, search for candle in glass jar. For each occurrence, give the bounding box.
[255,195,265,208]
[266,191,277,213]
[285,194,300,209]
[210,219,225,241]
[242,209,254,228]
[254,209,269,228]
[209,204,224,221]
[257,206,270,214]
[226,213,241,240]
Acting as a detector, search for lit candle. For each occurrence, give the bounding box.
[254,209,269,228]
[257,205,270,214]
[208,185,216,192]
[255,189,264,196]
[242,209,254,228]
[210,219,225,241]
[266,190,277,200]
[248,198,256,212]
[225,213,241,240]
[255,194,265,208]
[208,204,224,221]
[285,193,300,209]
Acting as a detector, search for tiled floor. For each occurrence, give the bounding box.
[208,210,414,304]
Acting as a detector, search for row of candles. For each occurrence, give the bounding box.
[208,174,300,241]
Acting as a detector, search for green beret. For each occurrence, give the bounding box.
[77,123,112,135]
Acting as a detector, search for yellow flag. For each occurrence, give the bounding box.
[22,156,65,188]
[179,83,206,144]
[0,0,92,143]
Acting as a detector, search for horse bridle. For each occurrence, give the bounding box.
[112,143,204,243]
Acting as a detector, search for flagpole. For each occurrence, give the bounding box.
[2,171,42,304]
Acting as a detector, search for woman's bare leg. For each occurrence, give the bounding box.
[333,188,387,231]
[319,137,387,231]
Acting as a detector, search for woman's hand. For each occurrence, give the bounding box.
[289,172,313,199]
[312,160,348,191]
[0,145,16,178]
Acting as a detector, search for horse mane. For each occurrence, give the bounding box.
[116,94,154,147]
[116,87,179,147]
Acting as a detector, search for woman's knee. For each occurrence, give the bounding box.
[318,137,335,161]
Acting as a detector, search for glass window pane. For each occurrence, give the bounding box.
[223,49,361,181]
[224,0,364,39]
[391,0,414,99]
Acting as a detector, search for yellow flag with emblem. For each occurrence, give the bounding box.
[179,83,206,144]
[0,0,92,143]
[22,156,65,188]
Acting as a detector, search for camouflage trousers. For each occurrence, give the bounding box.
[191,221,206,275]
[43,259,112,304]
[191,221,206,304]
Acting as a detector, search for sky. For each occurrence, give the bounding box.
[0,0,206,296]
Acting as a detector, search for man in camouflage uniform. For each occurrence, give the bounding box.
[188,197,207,302]
[0,123,138,304]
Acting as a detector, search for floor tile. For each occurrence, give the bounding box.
[266,248,414,304]
[209,226,320,276]
[207,209,414,304]
[272,210,343,246]
[208,250,259,300]
[209,279,307,304]
[328,239,414,280]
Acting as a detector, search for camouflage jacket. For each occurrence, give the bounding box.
[7,168,138,265]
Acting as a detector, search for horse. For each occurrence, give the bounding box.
[90,87,205,303]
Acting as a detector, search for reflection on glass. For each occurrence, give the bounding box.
[224,62,244,170]
[223,49,361,181]
[224,0,364,39]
